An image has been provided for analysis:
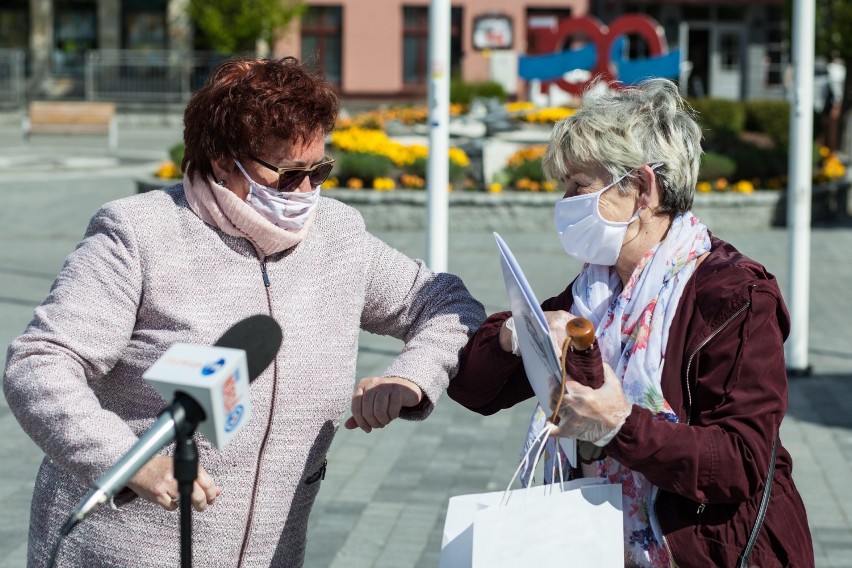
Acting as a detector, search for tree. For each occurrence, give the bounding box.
[189,0,305,56]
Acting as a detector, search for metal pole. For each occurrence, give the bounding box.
[426,0,450,273]
[785,0,815,374]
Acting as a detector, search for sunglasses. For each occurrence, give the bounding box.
[251,155,336,192]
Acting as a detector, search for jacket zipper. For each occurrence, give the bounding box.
[237,257,276,566]
[682,299,751,425]
[260,259,270,287]
[656,296,752,566]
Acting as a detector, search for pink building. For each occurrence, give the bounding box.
[275,1,588,98]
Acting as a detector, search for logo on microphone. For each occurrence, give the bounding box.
[225,404,245,432]
[201,358,226,376]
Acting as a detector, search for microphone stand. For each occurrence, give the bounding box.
[170,392,206,568]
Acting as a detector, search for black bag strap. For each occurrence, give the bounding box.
[737,436,778,568]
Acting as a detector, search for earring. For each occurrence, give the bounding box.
[218,179,226,186]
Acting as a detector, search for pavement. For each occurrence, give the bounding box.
[0,120,850,567]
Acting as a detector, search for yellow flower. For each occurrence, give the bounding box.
[542,180,556,192]
[346,178,363,190]
[733,180,754,193]
[156,161,181,179]
[488,183,503,193]
[505,101,536,114]
[696,181,712,193]
[818,145,831,158]
[372,177,396,191]
[449,147,470,168]
[519,107,576,124]
[822,153,846,180]
[714,178,729,191]
[400,174,426,189]
[507,145,547,167]
[321,176,339,190]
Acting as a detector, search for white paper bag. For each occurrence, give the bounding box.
[440,478,623,568]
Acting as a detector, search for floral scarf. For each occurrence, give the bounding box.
[521,212,711,567]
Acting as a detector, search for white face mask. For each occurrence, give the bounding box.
[235,160,320,231]
[554,165,660,266]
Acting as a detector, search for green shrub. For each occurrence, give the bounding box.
[699,151,737,181]
[505,156,544,183]
[409,157,468,183]
[744,100,790,150]
[335,151,393,184]
[169,142,186,168]
[450,79,507,105]
[688,98,746,145]
[730,145,788,181]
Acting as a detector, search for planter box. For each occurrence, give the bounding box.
[136,178,849,233]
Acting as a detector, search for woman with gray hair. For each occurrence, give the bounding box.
[448,79,813,567]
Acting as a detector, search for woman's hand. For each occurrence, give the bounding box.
[127,456,222,512]
[544,310,577,354]
[550,362,632,445]
[498,310,577,354]
[345,376,423,432]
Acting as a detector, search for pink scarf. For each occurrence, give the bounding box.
[182,173,315,257]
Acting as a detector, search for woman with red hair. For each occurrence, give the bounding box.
[4,57,484,567]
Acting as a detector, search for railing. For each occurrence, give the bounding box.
[0,49,25,107]
[84,50,234,103]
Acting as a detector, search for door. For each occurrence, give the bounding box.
[710,24,744,99]
[685,25,710,98]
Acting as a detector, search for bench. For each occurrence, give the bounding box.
[22,101,118,150]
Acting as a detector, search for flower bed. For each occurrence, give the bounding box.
[143,100,849,232]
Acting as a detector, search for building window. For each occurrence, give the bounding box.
[122,0,167,50]
[525,7,572,54]
[402,6,462,86]
[682,5,710,21]
[301,6,342,85]
[718,32,740,71]
[764,7,786,88]
[0,0,29,49]
[54,0,98,77]
[622,3,660,21]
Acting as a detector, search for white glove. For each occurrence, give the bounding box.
[550,362,632,446]
[503,316,522,356]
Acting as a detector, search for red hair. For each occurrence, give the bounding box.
[182,57,339,181]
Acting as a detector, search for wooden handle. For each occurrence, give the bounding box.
[567,318,595,351]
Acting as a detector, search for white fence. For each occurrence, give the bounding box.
[0,49,25,106]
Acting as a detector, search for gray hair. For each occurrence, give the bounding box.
[542,78,703,215]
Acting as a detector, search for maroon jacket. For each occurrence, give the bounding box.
[448,237,813,567]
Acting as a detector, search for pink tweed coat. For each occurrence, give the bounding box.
[3,186,485,567]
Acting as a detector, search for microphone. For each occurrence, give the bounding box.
[63,314,282,533]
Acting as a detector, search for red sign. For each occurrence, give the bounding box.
[529,14,668,95]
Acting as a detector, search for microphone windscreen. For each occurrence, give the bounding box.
[214,314,282,380]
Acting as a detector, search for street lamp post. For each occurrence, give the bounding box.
[785,0,815,375]
[426,0,450,273]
